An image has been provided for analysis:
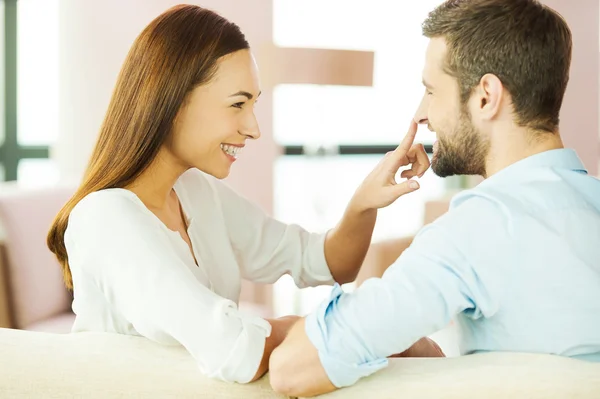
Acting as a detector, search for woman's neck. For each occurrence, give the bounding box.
[126,148,187,211]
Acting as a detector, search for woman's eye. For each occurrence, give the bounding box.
[232,102,245,109]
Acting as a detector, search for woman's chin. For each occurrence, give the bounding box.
[201,165,232,180]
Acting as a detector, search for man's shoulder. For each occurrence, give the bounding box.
[435,188,509,229]
[408,188,515,256]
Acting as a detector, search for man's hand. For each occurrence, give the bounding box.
[389,337,445,358]
[348,120,430,213]
[271,315,300,339]
[266,315,301,350]
[250,315,301,382]
[269,318,336,397]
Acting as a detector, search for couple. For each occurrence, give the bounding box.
[47,0,600,397]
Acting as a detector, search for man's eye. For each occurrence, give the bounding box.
[232,102,245,109]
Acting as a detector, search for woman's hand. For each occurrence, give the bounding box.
[349,120,430,213]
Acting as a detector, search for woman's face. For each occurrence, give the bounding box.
[169,49,262,179]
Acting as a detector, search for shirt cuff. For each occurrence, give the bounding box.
[303,230,335,286]
[304,283,388,388]
[209,303,272,383]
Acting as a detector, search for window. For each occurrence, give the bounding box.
[17,0,59,147]
[0,0,58,185]
[271,0,447,316]
[17,158,59,188]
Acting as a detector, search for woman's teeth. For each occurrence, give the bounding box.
[220,144,241,158]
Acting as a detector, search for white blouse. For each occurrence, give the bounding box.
[65,168,334,383]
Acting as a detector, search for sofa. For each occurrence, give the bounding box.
[1,326,599,398]
[1,185,598,397]
[0,183,76,332]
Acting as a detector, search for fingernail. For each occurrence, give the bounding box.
[409,180,419,189]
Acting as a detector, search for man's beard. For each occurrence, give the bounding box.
[431,110,489,178]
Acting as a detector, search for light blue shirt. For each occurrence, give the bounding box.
[305,149,600,388]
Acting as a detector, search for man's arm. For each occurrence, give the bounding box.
[269,319,445,395]
[250,316,299,382]
[269,318,335,396]
[269,225,496,397]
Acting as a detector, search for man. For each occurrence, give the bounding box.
[268,0,600,397]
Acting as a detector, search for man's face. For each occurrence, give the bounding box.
[415,37,489,177]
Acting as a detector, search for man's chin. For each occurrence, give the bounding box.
[432,168,457,178]
[431,160,457,178]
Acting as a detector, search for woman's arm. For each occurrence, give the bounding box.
[322,207,377,283]
[67,192,276,384]
[215,121,429,288]
[323,121,429,283]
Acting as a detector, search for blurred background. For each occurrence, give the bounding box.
[0,1,598,349]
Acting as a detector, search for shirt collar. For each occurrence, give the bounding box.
[478,148,587,188]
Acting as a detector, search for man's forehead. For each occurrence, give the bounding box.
[425,37,448,71]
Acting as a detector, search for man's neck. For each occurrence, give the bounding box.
[484,130,564,178]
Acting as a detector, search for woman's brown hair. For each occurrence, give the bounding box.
[47,5,249,289]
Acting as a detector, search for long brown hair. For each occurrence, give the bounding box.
[48,5,249,289]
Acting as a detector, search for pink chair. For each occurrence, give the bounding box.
[0,184,75,333]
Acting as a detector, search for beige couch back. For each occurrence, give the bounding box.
[1,327,599,399]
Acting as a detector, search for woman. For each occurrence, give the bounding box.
[47,5,431,384]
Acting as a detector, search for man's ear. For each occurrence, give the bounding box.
[474,73,504,121]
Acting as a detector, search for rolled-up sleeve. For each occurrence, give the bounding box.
[304,223,497,388]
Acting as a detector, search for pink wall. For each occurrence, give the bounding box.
[543,0,599,176]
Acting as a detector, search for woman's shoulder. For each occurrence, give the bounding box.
[70,188,149,228]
